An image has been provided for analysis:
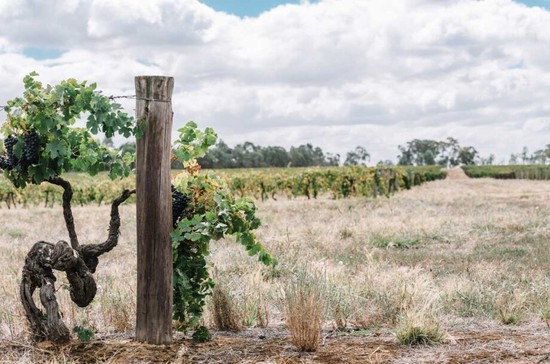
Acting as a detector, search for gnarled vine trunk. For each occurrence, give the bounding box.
[19,178,134,344]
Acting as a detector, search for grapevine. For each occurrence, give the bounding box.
[1,73,137,344]
[2,74,276,341]
[170,121,277,329]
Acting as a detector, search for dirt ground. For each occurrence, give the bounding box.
[1,322,549,363]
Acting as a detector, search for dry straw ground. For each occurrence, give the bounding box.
[0,169,549,363]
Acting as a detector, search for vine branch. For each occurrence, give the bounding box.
[20,188,135,343]
[48,176,79,249]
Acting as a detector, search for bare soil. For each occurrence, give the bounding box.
[1,323,549,363]
[445,167,470,180]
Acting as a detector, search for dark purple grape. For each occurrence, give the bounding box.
[3,135,19,170]
[0,156,8,170]
[4,135,17,152]
[23,131,41,165]
[172,185,189,228]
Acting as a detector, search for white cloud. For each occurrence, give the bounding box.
[0,0,549,163]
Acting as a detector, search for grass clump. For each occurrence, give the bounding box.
[73,326,94,342]
[494,287,525,325]
[284,269,326,352]
[497,307,522,325]
[370,234,421,249]
[192,326,212,342]
[395,316,444,346]
[211,283,242,331]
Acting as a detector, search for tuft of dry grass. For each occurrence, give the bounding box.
[211,282,242,331]
[395,316,445,346]
[283,269,326,352]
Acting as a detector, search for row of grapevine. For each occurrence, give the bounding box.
[0,173,136,208]
[218,166,446,201]
[461,165,550,180]
[0,166,445,208]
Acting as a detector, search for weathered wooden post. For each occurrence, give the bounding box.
[135,76,174,344]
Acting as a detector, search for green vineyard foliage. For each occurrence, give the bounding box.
[205,165,446,201]
[0,72,136,189]
[0,172,136,208]
[0,165,446,208]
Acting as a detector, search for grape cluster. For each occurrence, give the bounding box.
[0,135,19,170]
[0,131,42,171]
[0,158,6,170]
[23,131,40,165]
[172,185,189,228]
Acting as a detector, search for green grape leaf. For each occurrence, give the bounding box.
[45,139,68,159]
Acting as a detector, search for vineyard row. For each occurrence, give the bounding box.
[0,166,447,209]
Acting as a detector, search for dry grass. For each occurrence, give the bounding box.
[210,282,243,331]
[284,269,326,352]
[1,173,550,362]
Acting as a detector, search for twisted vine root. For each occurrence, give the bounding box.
[19,181,135,344]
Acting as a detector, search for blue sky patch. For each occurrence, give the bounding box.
[516,0,550,8]
[199,0,318,17]
[199,0,548,17]
[23,48,64,60]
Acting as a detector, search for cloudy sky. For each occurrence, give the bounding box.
[0,0,549,164]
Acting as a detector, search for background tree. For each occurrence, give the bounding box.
[262,146,291,167]
[118,142,136,169]
[397,139,441,166]
[437,137,460,167]
[289,144,325,167]
[456,146,479,165]
[531,149,547,164]
[101,137,115,149]
[397,138,478,167]
[118,141,136,155]
[233,142,265,168]
[397,147,414,166]
[521,147,529,165]
[197,140,236,169]
[422,149,436,165]
[344,146,370,166]
[325,152,340,166]
[480,153,495,165]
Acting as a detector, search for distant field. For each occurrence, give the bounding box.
[0,170,548,362]
[462,165,550,180]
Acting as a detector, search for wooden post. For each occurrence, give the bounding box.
[135,76,174,344]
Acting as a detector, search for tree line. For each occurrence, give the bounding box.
[195,141,370,169]
[105,140,370,169]
[106,138,550,169]
[395,139,550,167]
[508,146,550,165]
